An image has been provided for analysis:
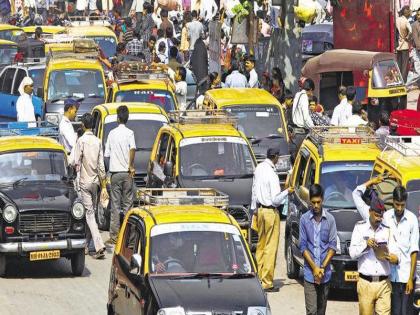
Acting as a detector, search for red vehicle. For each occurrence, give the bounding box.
[390,109,420,135]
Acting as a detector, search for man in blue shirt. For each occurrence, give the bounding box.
[299,184,337,315]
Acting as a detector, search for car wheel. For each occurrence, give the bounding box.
[97,202,110,231]
[71,250,85,276]
[0,254,7,277]
[286,236,299,279]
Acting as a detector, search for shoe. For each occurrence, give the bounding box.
[84,247,89,255]
[104,238,116,247]
[93,248,106,259]
[264,286,279,293]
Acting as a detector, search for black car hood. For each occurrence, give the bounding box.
[134,149,152,175]
[148,276,266,311]
[251,137,289,161]
[0,181,75,212]
[327,208,362,242]
[179,177,253,206]
[46,97,105,116]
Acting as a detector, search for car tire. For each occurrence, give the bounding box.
[71,250,85,276]
[286,236,300,279]
[0,254,7,277]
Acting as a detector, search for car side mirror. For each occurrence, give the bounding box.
[298,186,310,204]
[130,254,142,275]
[163,161,173,177]
[36,87,44,99]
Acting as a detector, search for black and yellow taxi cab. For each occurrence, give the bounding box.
[0,122,86,276]
[107,188,270,315]
[204,88,291,183]
[107,62,179,114]
[365,136,420,309]
[91,102,169,229]
[285,126,381,289]
[146,111,257,246]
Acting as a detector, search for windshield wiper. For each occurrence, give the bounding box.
[249,134,284,144]
[86,95,103,99]
[223,273,255,279]
[135,147,152,151]
[0,177,29,188]
[49,97,67,103]
[172,273,225,279]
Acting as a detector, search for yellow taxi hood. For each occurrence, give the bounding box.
[117,80,174,91]
[94,102,169,117]
[22,25,65,34]
[0,136,65,153]
[0,39,17,46]
[0,24,21,32]
[205,88,281,107]
[67,26,116,38]
[377,150,420,185]
[163,123,244,140]
[322,143,381,162]
[47,58,103,71]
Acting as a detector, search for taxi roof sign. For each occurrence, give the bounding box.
[383,136,420,156]
[309,126,378,145]
[137,188,229,208]
[168,110,237,125]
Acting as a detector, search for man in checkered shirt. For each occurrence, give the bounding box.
[126,30,143,57]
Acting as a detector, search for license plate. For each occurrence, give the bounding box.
[29,250,60,261]
[344,271,359,282]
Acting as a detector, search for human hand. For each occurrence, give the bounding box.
[156,262,166,273]
[313,267,324,281]
[385,253,399,265]
[100,187,109,201]
[288,187,295,194]
[129,166,135,178]
[406,278,414,295]
[366,238,378,249]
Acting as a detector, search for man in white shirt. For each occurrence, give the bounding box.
[344,101,368,127]
[331,86,351,126]
[292,78,315,129]
[187,10,204,52]
[16,76,36,127]
[104,105,136,245]
[396,6,412,81]
[245,56,259,88]
[225,61,248,88]
[175,66,187,110]
[251,147,294,292]
[59,99,78,156]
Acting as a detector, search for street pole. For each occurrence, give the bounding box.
[248,0,254,56]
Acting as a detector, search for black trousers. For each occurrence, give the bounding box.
[391,282,415,315]
[397,50,409,82]
[304,280,330,315]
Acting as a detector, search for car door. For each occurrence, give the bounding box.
[0,67,16,119]
[11,68,26,119]
[148,132,170,187]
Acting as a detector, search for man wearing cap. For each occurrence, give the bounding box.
[350,178,399,315]
[245,56,259,88]
[59,99,78,158]
[251,147,294,292]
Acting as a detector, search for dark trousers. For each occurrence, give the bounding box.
[397,50,409,82]
[304,280,330,315]
[391,282,415,315]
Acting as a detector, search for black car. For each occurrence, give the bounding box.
[0,134,86,276]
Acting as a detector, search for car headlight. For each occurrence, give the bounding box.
[276,155,291,172]
[336,235,342,255]
[72,202,85,220]
[157,307,186,315]
[247,306,268,315]
[45,113,61,125]
[3,205,17,223]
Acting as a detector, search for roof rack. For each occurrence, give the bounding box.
[308,126,378,145]
[137,188,229,207]
[0,121,59,139]
[168,110,237,125]
[114,61,171,82]
[47,38,99,61]
[14,57,47,65]
[383,136,420,157]
[68,16,111,27]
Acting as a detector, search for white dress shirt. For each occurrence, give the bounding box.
[175,81,187,110]
[330,98,352,126]
[349,220,391,277]
[16,93,36,127]
[344,115,368,127]
[353,184,371,221]
[385,209,419,283]
[225,70,248,88]
[59,116,77,154]
[248,68,259,88]
[251,159,288,210]
[104,124,136,173]
[292,90,314,129]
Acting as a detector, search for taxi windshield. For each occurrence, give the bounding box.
[115,90,176,113]
[103,115,166,150]
[179,137,255,179]
[0,150,66,184]
[406,180,420,216]
[372,59,404,88]
[47,69,105,101]
[0,29,22,42]
[225,105,284,139]
[28,68,45,96]
[150,223,253,275]
[320,161,373,209]
[89,36,116,58]
[0,47,17,64]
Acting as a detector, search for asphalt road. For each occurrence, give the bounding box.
[0,223,359,315]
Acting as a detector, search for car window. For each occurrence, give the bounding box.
[121,221,141,263]
[0,69,7,91]
[2,68,15,93]
[13,69,26,95]
[295,153,309,188]
[304,158,316,189]
[157,133,170,164]
[92,110,101,136]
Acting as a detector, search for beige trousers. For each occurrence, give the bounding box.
[357,277,391,315]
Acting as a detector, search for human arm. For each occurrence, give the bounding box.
[301,94,314,128]
[349,223,372,259]
[62,121,77,151]
[352,183,376,221]
[330,107,339,126]
[272,187,294,207]
[128,131,136,177]
[321,216,337,269]
[98,143,107,189]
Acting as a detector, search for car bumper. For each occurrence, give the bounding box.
[0,239,87,253]
[329,255,358,290]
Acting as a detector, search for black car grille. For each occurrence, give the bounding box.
[18,212,70,234]
[134,174,146,187]
[254,154,266,163]
[227,207,250,227]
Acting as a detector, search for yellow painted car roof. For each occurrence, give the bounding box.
[0,24,22,32]
[117,80,174,92]
[94,102,169,117]
[0,136,65,153]
[67,26,117,38]
[377,150,420,183]
[163,123,243,140]
[48,57,103,70]
[22,25,65,34]
[205,88,281,107]
[0,39,17,46]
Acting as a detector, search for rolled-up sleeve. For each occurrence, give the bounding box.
[272,189,289,207]
[352,184,370,221]
[328,216,338,252]
[129,130,136,150]
[299,216,308,254]
[349,224,368,259]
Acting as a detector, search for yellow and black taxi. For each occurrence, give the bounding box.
[43,40,107,124]
[204,88,290,183]
[107,62,179,114]
[366,136,420,308]
[0,24,23,43]
[91,102,169,229]
[285,126,381,289]
[146,111,257,245]
[107,188,270,315]
[0,122,86,276]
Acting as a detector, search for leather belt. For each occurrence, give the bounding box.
[257,203,276,210]
[359,274,388,282]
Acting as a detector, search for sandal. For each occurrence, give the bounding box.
[93,248,106,259]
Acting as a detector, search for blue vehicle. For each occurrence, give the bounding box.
[0,62,45,121]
